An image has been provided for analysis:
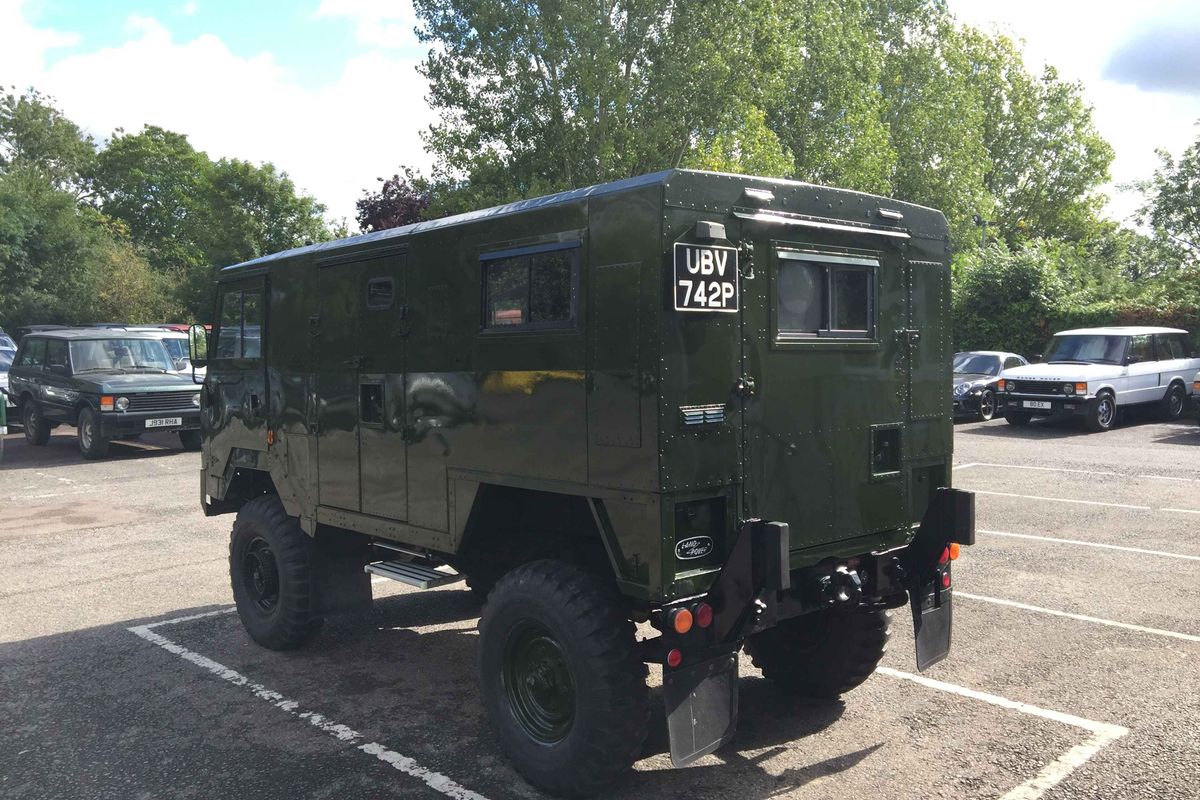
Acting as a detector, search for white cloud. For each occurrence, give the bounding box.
[0,0,433,226]
[313,0,419,48]
[181,2,199,17]
[949,0,1200,225]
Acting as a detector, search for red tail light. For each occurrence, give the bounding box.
[694,602,714,629]
[666,648,683,668]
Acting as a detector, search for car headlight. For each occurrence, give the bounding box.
[954,382,968,396]
[192,393,201,407]
[116,396,129,411]
[1063,383,1075,395]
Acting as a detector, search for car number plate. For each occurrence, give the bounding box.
[1024,400,1051,410]
[673,243,739,312]
[145,417,183,428]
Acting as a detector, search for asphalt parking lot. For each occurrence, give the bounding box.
[2,414,1199,800]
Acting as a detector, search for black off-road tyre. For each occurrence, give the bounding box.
[179,430,202,450]
[977,389,997,421]
[229,494,321,650]
[22,400,50,446]
[1160,383,1186,421]
[1084,392,1117,432]
[76,406,110,459]
[1004,409,1032,427]
[479,560,649,797]
[745,607,891,698]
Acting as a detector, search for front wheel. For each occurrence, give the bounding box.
[1161,383,1186,421]
[229,495,321,650]
[77,407,110,459]
[977,389,997,421]
[479,560,649,797]
[1085,393,1117,432]
[746,607,890,698]
[23,401,50,446]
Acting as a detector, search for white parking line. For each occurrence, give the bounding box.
[957,592,1200,643]
[879,668,1128,800]
[971,490,1150,511]
[1161,507,1200,516]
[954,462,1119,477]
[128,609,489,800]
[980,528,1200,562]
[1138,474,1199,483]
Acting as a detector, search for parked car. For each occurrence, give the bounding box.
[0,348,14,416]
[0,328,16,353]
[8,328,203,458]
[953,351,1027,421]
[997,326,1200,432]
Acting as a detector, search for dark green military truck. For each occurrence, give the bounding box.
[193,169,973,796]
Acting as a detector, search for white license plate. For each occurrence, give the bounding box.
[145,417,183,428]
[1024,400,1052,410]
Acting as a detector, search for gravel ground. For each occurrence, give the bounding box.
[1,412,1197,799]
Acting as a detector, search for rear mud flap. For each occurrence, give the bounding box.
[664,652,739,767]
[910,577,952,671]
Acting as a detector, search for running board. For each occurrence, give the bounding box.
[365,560,462,590]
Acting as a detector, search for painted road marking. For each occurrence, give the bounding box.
[1138,474,1200,483]
[128,609,489,800]
[971,490,1151,511]
[957,592,1200,643]
[980,528,1200,562]
[879,668,1128,800]
[1161,507,1200,516]
[954,462,1118,477]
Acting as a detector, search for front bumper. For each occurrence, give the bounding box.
[98,408,201,437]
[1002,393,1090,416]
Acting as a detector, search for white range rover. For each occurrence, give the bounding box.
[997,326,1200,432]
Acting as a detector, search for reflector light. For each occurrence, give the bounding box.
[672,608,694,635]
[942,573,951,588]
[694,602,714,629]
[666,648,683,668]
[266,429,276,446]
[939,546,950,565]
[949,543,961,560]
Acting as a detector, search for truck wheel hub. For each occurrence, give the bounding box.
[244,539,280,612]
[503,621,575,744]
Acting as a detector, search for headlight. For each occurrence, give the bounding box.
[116,396,129,411]
[192,393,201,407]
[1063,383,1075,395]
[954,382,969,396]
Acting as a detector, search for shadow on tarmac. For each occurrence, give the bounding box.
[0,429,188,471]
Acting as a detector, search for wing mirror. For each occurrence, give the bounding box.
[188,324,209,382]
[1028,353,1043,363]
[1126,355,1143,365]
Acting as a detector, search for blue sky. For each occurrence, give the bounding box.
[19,0,423,87]
[3,0,1199,226]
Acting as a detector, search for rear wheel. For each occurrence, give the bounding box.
[179,430,202,450]
[1004,409,1032,427]
[479,560,649,797]
[746,607,890,698]
[230,495,321,650]
[1161,383,1186,421]
[77,407,110,459]
[977,389,997,421]
[1084,392,1117,432]
[22,401,50,445]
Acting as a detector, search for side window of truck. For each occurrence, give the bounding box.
[216,288,264,360]
[481,243,578,331]
[775,250,877,339]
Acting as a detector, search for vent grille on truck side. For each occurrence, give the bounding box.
[680,404,726,425]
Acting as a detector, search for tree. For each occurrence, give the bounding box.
[0,89,95,193]
[356,171,431,232]
[1134,127,1200,265]
[952,241,1066,356]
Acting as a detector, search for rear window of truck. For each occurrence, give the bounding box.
[481,242,578,332]
[775,250,877,339]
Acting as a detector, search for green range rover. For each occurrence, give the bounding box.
[9,329,202,459]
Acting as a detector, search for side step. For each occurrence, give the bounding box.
[365,560,462,590]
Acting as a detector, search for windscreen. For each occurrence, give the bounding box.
[70,338,174,373]
[0,334,15,351]
[1044,335,1125,364]
[952,353,1000,375]
[159,337,187,360]
[0,350,12,370]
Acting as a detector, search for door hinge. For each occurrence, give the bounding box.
[735,375,757,397]
[896,328,921,343]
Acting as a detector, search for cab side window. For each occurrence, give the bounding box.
[19,338,46,368]
[1004,356,1025,369]
[481,244,578,331]
[216,288,264,360]
[1155,333,1184,359]
[1128,335,1154,363]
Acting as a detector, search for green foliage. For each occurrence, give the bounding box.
[0,88,96,191]
[1133,127,1200,266]
[952,242,1066,356]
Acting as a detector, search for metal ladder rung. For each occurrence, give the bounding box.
[365,560,461,590]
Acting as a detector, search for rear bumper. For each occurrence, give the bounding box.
[98,409,201,436]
